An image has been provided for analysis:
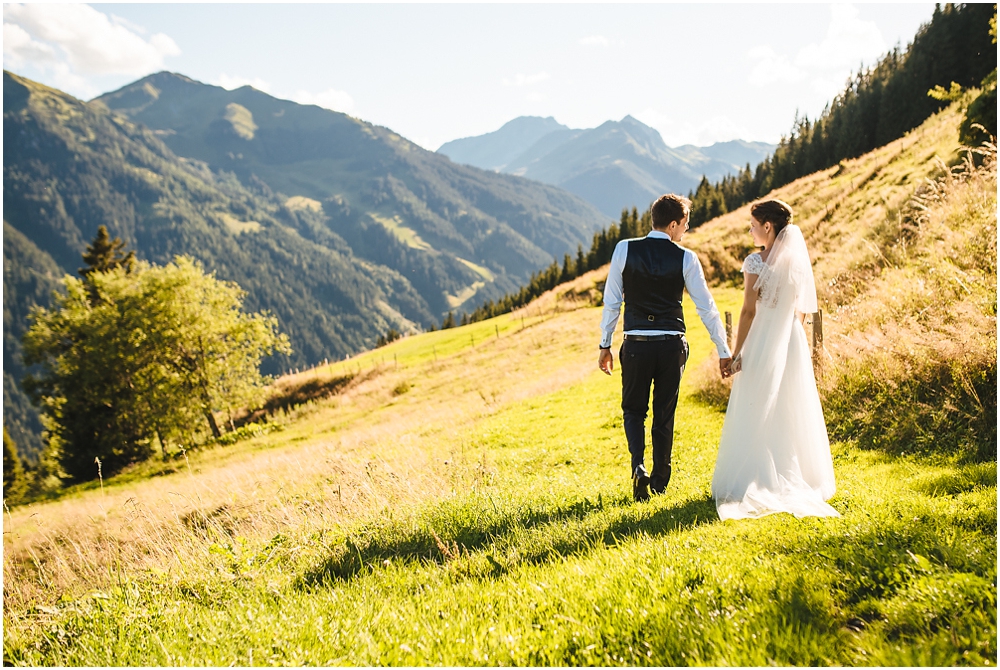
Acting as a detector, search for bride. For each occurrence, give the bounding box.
[712,200,839,520]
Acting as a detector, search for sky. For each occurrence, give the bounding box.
[4,3,937,150]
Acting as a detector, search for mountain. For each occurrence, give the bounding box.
[3,71,607,458]
[437,116,568,172]
[437,115,774,217]
[93,73,607,312]
[672,140,778,178]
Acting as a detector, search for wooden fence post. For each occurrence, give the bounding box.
[724,311,733,351]
[811,309,824,371]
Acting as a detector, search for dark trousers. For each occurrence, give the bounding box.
[619,336,688,486]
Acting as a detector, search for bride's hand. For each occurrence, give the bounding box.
[731,353,742,374]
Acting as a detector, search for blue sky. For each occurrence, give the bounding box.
[4,3,936,150]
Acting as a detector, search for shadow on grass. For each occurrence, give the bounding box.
[297,491,719,589]
[235,372,362,427]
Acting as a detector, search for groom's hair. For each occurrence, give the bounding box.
[650,194,691,229]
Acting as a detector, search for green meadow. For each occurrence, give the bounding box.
[3,285,995,665]
[3,102,996,666]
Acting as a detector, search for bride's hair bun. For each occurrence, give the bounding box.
[750,199,793,234]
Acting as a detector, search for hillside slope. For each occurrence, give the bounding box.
[3,100,994,665]
[689,96,995,455]
[686,101,973,290]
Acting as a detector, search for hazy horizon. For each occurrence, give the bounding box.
[5,3,936,150]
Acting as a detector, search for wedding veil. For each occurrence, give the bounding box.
[752,224,817,314]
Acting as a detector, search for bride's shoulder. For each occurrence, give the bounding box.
[741,252,766,275]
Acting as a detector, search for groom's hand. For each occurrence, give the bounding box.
[720,357,733,378]
[599,348,614,375]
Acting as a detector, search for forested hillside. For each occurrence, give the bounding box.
[3,71,607,459]
[93,72,607,310]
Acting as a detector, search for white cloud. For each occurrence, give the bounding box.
[291,88,355,113]
[796,4,885,71]
[214,73,273,93]
[109,13,147,36]
[502,71,550,87]
[747,3,887,95]
[747,45,803,86]
[634,107,674,132]
[3,21,57,67]
[637,107,754,147]
[3,3,180,77]
[579,35,610,47]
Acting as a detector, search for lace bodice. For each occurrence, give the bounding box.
[741,252,766,275]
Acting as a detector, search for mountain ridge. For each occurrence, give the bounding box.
[3,70,608,458]
[437,115,775,216]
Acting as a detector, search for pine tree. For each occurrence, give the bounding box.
[3,427,28,505]
[79,225,135,278]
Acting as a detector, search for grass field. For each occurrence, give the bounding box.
[3,281,996,665]
[3,102,996,666]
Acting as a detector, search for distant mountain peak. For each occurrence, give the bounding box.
[438,115,571,171]
[436,113,775,218]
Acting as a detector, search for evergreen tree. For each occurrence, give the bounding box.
[79,225,135,279]
[3,427,28,505]
[441,312,456,329]
[560,253,574,283]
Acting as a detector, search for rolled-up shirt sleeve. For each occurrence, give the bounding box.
[683,250,733,358]
[599,240,628,348]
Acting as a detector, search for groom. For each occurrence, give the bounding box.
[598,194,732,502]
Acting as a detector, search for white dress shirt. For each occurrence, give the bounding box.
[599,230,733,358]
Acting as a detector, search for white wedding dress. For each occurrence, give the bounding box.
[712,225,839,521]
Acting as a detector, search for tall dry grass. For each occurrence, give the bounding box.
[687,102,996,462]
[3,288,607,611]
[820,139,996,461]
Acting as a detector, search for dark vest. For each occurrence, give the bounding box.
[622,237,686,332]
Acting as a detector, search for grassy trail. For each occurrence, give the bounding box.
[4,287,995,666]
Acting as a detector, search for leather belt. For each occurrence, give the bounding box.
[624,334,681,342]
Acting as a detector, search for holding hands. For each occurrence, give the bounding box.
[721,353,741,379]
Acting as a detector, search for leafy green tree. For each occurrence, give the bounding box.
[22,256,290,481]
